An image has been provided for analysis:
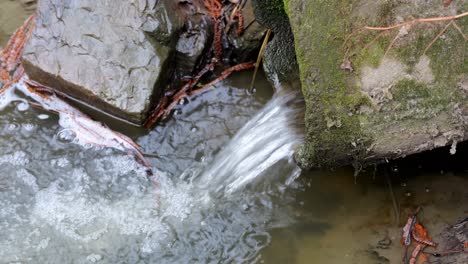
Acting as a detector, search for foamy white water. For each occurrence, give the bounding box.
[194,91,303,196]
[0,81,304,263]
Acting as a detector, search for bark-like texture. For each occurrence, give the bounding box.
[284,0,468,168]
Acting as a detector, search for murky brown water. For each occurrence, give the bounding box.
[1,2,467,264]
[0,0,30,47]
[263,149,468,263]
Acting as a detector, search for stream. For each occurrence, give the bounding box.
[1,2,467,264]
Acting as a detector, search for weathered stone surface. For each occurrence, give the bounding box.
[284,0,468,168]
[23,0,182,124]
[253,0,299,85]
[173,3,212,80]
[227,0,267,64]
[22,0,268,125]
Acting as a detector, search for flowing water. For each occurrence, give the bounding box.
[1,2,468,264]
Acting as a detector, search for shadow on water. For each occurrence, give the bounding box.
[262,142,468,264]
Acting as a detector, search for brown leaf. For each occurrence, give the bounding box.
[412,222,437,247]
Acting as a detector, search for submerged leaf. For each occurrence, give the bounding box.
[15,79,154,175]
[412,222,437,247]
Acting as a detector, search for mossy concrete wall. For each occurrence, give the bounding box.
[284,0,467,168]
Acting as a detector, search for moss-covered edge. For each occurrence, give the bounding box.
[285,0,371,168]
[285,0,467,168]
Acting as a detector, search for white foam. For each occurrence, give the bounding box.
[195,91,303,195]
[0,151,30,166]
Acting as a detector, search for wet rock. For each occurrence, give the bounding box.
[252,0,299,85]
[284,0,468,168]
[431,217,468,263]
[22,0,182,124]
[173,1,212,79]
[20,0,272,125]
[227,0,267,64]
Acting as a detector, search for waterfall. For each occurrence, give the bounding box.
[192,90,304,197]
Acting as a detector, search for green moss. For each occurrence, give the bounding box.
[425,18,467,84]
[285,0,466,168]
[392,79,430,101]
[363,78,458,124]
[354,43,385,68]
[377,0,398,26]
[285,0,371,168]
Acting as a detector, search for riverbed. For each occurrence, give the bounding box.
[1,2,467,263]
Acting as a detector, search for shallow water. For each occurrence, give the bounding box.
[0,65,306,263]
[1,3,468,264]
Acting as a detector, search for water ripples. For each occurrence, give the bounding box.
[0,81,305,263]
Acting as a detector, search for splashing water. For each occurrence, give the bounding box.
[0,79,304,262]
[193,91,303,197]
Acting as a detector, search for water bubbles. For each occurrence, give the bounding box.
[405,191,412,197]
[16,102,29,112]
[190,126,198,133]
[0,151,29,166]
[179,97,189,105]
[242,231,271,251]
[83,143,93,149]
[37,114,49,120]
[50,158,70,168]
[246,88,257,95]
[6,123,20,131]
[23,123,35,132]
[57,129,76,143]
[86,254,102,263]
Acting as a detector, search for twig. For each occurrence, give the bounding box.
[428,249,465,257]
[384,170,400,225]
[194,61,255,96]
[423,20,453,55]
[362,31,388,52]
[343,12,468,61]
[364,12,468,31]
[403,207,422,264]
[249,29,271,92]
[452,21,468,40]
[384,31,401,59]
